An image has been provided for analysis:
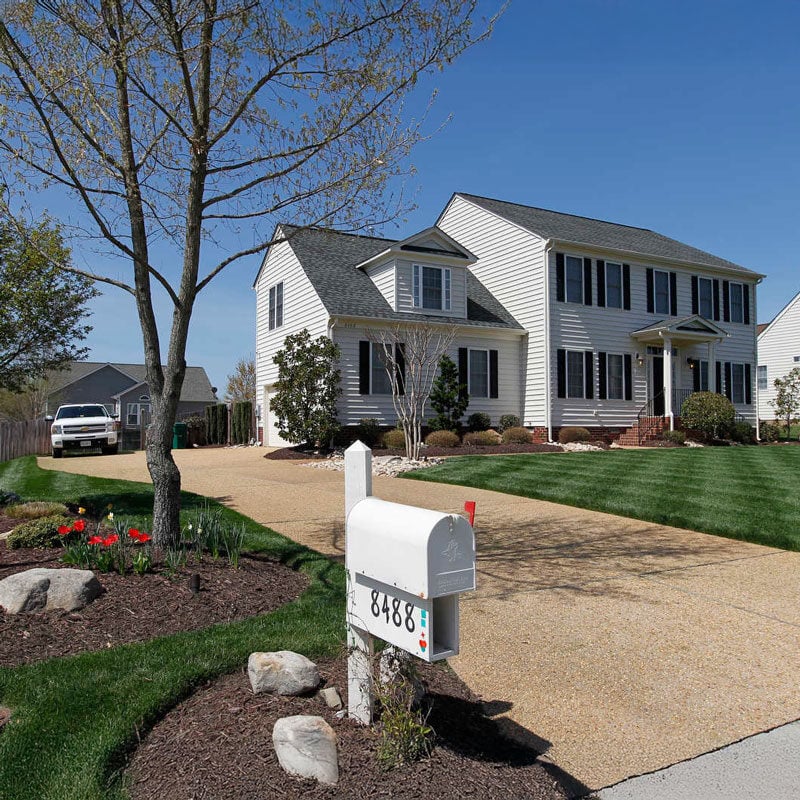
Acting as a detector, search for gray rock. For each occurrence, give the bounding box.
[0,568,102,614]
[318,686,343,710]
[272,715,338,785]
[248,651,320,696]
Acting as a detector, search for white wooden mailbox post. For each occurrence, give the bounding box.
[344,441,476,723]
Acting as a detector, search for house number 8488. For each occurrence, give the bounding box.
[370,589,415,632]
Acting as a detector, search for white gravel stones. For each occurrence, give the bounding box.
[561,442,605,452]
[247,650,321,696]
[0,568,102,614]
[304,453,443,476]
[272,715,339,785]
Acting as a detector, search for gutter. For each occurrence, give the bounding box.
[543,241,553,442]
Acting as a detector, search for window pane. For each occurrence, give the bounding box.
[567,351,584,398]
[443,269,451,310]
[422,266,442,309]
[606,263,622,308]
[700,361,709,391]
[127,404,137,425]
[698,278,713,318]
[732,363,744,404]
[654,270,670,315]
[469,350,489,398]
[607,354,623,399]
[757,365,767,390]
[276,282,283,327]
[268,285,276,330]
[730,283,744,323]
[565,256,583,303]
[371,345,392,394]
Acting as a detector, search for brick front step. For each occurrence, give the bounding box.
[618,416,669,445]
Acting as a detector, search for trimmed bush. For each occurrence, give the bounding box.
[463,430,502,446]
[759,420,782,442]
[424,430,460,448]
[7,514,74,549]
[558,426,591,444]
[355,418,382,448]
[466,412,491,432]
[382,429,406,449]
[680,392,735,440]
[502,426,532,444]
[730,421,755,444]
[5,501,69,520]
[662,430,686,445]
[231,401,253,444]
[498,414,520,432]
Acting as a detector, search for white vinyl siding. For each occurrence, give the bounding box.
[757,292,800,420]
[366,260,397,309]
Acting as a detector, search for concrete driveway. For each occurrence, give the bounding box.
[40,448,800,795]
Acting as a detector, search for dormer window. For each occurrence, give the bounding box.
[413,264,451,311]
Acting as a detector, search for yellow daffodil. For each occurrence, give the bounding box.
[78,506,86,515]
[107,512,114,521]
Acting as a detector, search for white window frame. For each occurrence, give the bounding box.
[605,262,623,309]
[565,255,584,304]
[268,281,284,330]
[605,353,625,400]
[729,282,744,324]
[412,264,451,311]
[566,350,586,399]
[126,396,151,426]
[369,343,392,395]
[653,269,671,315]
[467,348,489,399]
[698,277,714,318]
[757,365,768,391]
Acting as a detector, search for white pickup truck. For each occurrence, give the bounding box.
[49,404,120,458]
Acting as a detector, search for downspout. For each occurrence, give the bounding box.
[754,278,762,441]
[543,241,554,442]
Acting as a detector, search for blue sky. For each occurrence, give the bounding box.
[79,0,800,392]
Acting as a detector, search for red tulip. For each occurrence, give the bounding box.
[88,535,103,545]
[138,533,151,543]
[128,528,140,539]
[72,519,86,533]
[58,525,71,536]
[103,534,119,547]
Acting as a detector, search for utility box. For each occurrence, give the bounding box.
[346,497,476,662]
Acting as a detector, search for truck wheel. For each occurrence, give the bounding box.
[52,448,63,459]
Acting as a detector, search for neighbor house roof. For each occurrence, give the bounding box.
[276,225,522,330]
[450,193,763,278]
[47,362,217,403]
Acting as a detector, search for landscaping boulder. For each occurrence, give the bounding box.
[0,569,101,614]
[318,686,343,710]
[248,650,320,696]
[272,715,338,785]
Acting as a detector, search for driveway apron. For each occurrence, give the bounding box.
[40,448,800,794]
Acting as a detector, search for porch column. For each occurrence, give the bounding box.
[663,337,674,430]
[707,340,717,391]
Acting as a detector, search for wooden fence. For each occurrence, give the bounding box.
[0,419,52,463]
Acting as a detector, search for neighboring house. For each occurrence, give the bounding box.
[756,290,800,420]
[45,362,218,444]
[254,194,763,445]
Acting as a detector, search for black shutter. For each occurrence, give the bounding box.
[713,279,720,321]
[395,343,406,396]
[557,349,566,398]
[722,280,730,322]
[598,352,607,400]
[623,264,631,310]
[584,351,594,400]
[743,284,751,325]
[715,361,722,394]
[646,268,654,313]
[691,276,699,315]
[624,354,632,401]
[359,341,370,394]
[458,348,468,403]
[724,362,733,401]
[745,363,752,404]
[670,272,678,316]
[597,260,606,307]
[692,360,700,392]
[583,257,592,305]
[556,253,565,302]
[489,350,499,399]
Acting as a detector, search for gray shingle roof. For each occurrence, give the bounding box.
[455,193,761,277]
[282,225,522,330]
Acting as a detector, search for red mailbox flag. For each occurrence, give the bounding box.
[464,501,476,527]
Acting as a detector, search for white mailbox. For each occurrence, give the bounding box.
[346,497,476,662]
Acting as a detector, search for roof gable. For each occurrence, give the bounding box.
[758,289,800,340]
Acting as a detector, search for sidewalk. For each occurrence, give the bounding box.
[41,448,800,795]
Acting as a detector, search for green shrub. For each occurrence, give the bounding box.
[7,514,74,549]
[424,430,460,448]
[498,414,520,432]
[466,412,491,432]
[0,490,21,507]
[231,401,253,444]
[501,426,532,444]
[355,418,382,448]
[759,420,782,442]
[429,354,468,432]
[382,429,406,449]
[730,421,755,444]
[5,501,69,520]
[558,426,591,444]
[680,392,735,440]
[463,430,501,446]
[662,430,686,445]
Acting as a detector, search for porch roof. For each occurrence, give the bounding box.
[631,315,729,345]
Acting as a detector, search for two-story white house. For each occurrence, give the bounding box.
[254,194,763,446]
[756,290,800,420]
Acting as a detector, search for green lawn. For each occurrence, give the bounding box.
[405,446,800,551]
[0,457,345,800]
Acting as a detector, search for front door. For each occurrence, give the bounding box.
[651,356,664,415]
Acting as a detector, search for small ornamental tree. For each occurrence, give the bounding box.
[429,354,468,431]
[770,368,800,440]
[680,391,735,440]
[271,331,341,448]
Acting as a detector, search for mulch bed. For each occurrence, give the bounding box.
[266,443,564,460]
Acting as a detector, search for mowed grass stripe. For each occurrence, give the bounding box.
[404,447,800,551]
